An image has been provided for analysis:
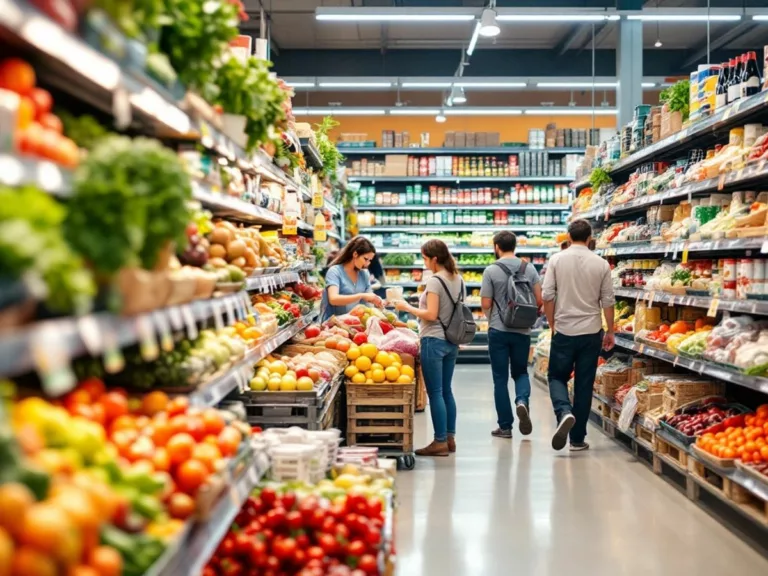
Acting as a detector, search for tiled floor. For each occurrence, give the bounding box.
[395,365,768,576]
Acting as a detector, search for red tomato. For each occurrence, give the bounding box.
[248,539,268,566]
[39,113,62,134]
[264,507,287,529]
[186,416,206,442]
[306,546,325,561]
[280,492,297,511]
[292,548,307,566]
[89,403,106,426]
[335,523,350,542]
[286,510,303,531]
[202,409,225,435]
[151,420,174,447]
[358,554,378,574]
[260,487,277,507]
[28,88,52,118]
[317,533,337,556]
[166,433,195,465]
[175,459,209,495]
[0,58,36,94]
[167,492,195,520]
[125,436,155,462]
[273,537,297,561]
[346,540,366,558]
[217,427,242,457]
[167,396,189,416]
[152,447,171,472]
[192,443,222,473]
[64,388,91,411]
[100,392,129,423]
[365,526,381,548]
[366,497,383,519]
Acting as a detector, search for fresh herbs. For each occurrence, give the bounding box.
[65,136,192,277]
[660,80,690,122]
[0,186,95,314]
[315,117,344,182]
[211,56,288,152]
[589,167,612,191]
[58,111,111,151]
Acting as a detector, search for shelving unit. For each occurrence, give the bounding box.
[340,146,586,155]
[349,175,572,183]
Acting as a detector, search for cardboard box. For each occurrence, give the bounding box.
[444,131,455,148]
[466,132,476,147]
[487,132,500,146]
[475,132,487,147]
[384,155,408,177]
[455,131,467,147]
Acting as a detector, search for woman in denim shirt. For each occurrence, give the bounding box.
[321,236,383,322]
[395,239,463,457]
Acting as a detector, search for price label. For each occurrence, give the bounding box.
[153,311,174,352]
[224,297,236,327]
[648,291,656,303]
[673,356,679,367]
[681,243,689,264]
[664,244,670,257]
[167,306,183,331]
[180,305,198,340]
[211,300,225,331]
[707,298,720,318]
[77,316,103,356]
[135,316,159,361]
[736,168,744,181]
[604,207,611,221]
[758,158,767,173]
[314,227,327,242]
[638,344,645,354]
[312,190,324,209]
[102,326,125,374]
[672,244,679,260]
[761,239,768,254]
[113,85,131,130]
[717,172,726,191]
[31,324,76,396]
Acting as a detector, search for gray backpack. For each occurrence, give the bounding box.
[433,276,477,345]
[493,261,539,330]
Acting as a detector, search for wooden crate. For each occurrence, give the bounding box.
[689,457,729,499]
[655,434,688,471]
[415,364,426,412]
[346,381,415,452]
[635,422,656,451]
[729,480,768,527]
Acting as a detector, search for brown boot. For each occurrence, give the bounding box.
[415,440,449,457]
[447,435,456,453]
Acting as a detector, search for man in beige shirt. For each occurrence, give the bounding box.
[542,220,615,451]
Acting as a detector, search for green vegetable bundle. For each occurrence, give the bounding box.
[0,186,95,314]
[65,136,192,277]
[660,80,691,122]
[315,117,344,182]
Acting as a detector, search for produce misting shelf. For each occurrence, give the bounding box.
[359,203,569,212]
[575,161,768,222]
[339,147,586,155]
[614,335,768,395]
[360,225,565,234]
[595,237,767,257]
[614,287,768,316]
[244,269,311,292]
[349,176,573,183]
[188,311,318,408]
[376,246,558,254]
[0,291,253,387]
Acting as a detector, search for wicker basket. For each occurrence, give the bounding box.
[599,370,630,398]
[662,380,725,413]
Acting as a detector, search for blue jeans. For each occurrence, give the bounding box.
[421,336,459,442]
[547,331,603,444]
[488,329,531,429]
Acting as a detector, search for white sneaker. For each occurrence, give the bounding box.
[551,413,575,451]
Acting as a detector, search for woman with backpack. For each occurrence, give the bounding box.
[394,239,473,457]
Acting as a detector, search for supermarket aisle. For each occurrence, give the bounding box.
[395,365,768,576]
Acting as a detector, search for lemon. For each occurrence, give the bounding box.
[375,352,393,367]
[400,365,415,378]
[355,356,372,371]
[360,343,378,359]
[347,346,361,361]
[397,374,413,384]
[372,369,386,383]
[384,366,400,382]
[344,365,359,378]
[351,373,366,384]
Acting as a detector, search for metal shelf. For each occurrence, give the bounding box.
[357,203,570,212]
[596,237,766,257]
[339,147,586,155]
[349,175,573,183]
[376,246,558,254]
[614,335,768,394]
[193,182,283,226]
[0,153,71,196]
[614,287,768,316]
[360,225,565,233]
[300,138,324,170]
[386,281,481,288]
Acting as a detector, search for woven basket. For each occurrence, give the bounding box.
[599,370,630,398]
[662,380,725,413]
[636,391,663,414]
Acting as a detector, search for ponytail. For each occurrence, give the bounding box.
[421,239,457,275]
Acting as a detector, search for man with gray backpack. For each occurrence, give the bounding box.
[481,231,543,439]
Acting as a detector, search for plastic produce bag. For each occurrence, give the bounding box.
[379,328,419,357]
[365,317,387,347]
[618,388,638,432]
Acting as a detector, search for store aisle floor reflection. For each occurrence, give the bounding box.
[395,365,768,576]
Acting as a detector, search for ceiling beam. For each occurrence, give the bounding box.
[682,22,757,68]
[556,25,586,56]
[575,21,612,54]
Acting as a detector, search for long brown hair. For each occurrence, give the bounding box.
[331,236,376,266]
[421,239,457,275]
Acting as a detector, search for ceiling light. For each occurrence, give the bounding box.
[537,82,618,88]
[642,82,657,88]
[479,9,500,37]
[467,22,481,56]
[752,16,768,21]
[654,39,663,48]
[627,15,741,22]
[401,82,453,88]
[286,82,315,88]
[318,82,392,88]
[315,11,473,22]
[444,108,522,115]
[449,86,467,104]
[455,81,527,88]
[390,108,441,115]
[524,108,617,115]
[435,112,447,123]
[496,15,611,22]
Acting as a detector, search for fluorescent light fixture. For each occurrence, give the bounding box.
[642,82,657,88]
[390,108,441,115]
[450,86,467,104]
[444,109,522,115]
[496,15,611,22]
[627,15,741,22]
[455,81,527,88]
[467,22,481,56]
[752,16,768,21]
[286,82,315,88]
[294,108,386,116]
[435,112,447,123]
[524,108,617,115]
[537,82,618,88]
[318,82,392,88]
[479,9,500,37]
[316,14,473,22]
[401,82,453,88]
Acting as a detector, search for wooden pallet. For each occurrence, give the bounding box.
[635,422,656,451]
[655,433,688,472]
[689,456,729,499]
[346,381,415,452]
[729,479,768,527]
[415,364,426,412]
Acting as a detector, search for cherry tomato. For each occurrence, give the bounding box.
[265,556,280,570]
[218,534,236,556]
[234,533,252,555]
[286,510,303,531]
[317,533,338,556]
[280,492,297,511]
[366,497,383,519]
[220,558,244,576]
[292,548,307,566]
[295,532,310,550]
[307,546,325,561]
[365,526,381,548]
[265,507,287,529]
[260,487,277,508]
[308,508,326,529]
[335,523,350,542]
[100,392,129,423]
[358,554,378,574]
[243,520,263,536]
[248,539,268,566]
[346,540,366,558]
[321,516,337,533]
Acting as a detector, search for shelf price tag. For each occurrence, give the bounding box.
[717,172,726,191]
[707,298,720,318]
[102,326,125,374]
[113,86,132,130]
[152,312,174,352]
[647,291,656,303]
[211,300,225,331]
[681,243,689,264]
[761,239,768,254]
[77,316,103,356]
[180,305,198,340]
[672,243,679,260]
[31,324,76,396]
[167,307,183,331]
[135,316,159,361]
[224,297,236,327]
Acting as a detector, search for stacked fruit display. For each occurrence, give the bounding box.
[203,467,393,576]
[343,343,414,386]
[249,346,346,393]
[695,404,768,463]
[205,221,287,279]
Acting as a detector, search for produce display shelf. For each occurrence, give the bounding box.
[358,203,570,212]
[324,198,341,216]
[192,182,283,225]
[157,446,270,576]
[575,162,768,222]
[383,263,542,270]
[297,219,315,233]
[245,271,302,292]
[300,138,324,170]
[0,292,253,390]
[386,281,482,288]
[0,153,71,196]
[188,311,318,408]
[327,230,342,241]
[614,335,768,395]
[349,176,573,183]
[614,287,768,316]
[595,237,766,257]
[340,147,586,155]
[571,176,591,192]
[376,246,558,254]
[608,90,768,177]
[360,225,565,234]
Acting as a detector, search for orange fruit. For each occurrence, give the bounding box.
[141,391,169,416]
[355,356,372,372]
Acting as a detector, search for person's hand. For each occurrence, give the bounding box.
[603,331,615,351]
[362,293,384,308]
[393,299,409,312]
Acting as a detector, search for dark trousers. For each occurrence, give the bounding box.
[488,329,531,429]
[547,331,602,444]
